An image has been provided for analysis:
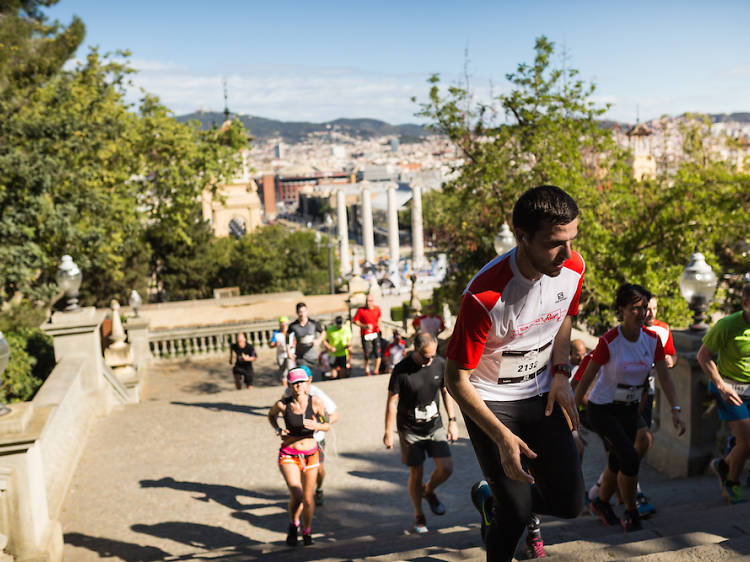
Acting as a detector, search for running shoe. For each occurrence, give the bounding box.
[412,514,429,534]
[525,533,546,558]
[423,485,446,515]
[470,480,494,545]
[722,481,748,504]
[636,492,656,518]
[711,457,729,491]
[285,522,298,546]
[302,532,313,546]
[589,497,619,526]
[621,508,642,532]
[315,488,324,506]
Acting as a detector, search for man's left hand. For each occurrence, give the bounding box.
[546,373,580,431]
[446,420,459,442]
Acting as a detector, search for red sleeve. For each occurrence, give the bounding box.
[412,316,421,329]
[663,328,676,356]
[573,353,592,382]
[564,252,585,317]
[446,292,493,369]
[654,336,665,362]
[376,307,382,326]
[591,337,610,366]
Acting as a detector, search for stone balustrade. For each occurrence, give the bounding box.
[148,313,347,361]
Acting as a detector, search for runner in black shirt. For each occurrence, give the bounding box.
[384,332,459,534]
[229,332,256,389]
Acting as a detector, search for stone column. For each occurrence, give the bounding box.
[336,189,351,276]
[361,184,375,266]
[647,330,721,477]
[387,184,400,271]
[411,184,425,271]
[125,316,152,371]
[41,307,107,393]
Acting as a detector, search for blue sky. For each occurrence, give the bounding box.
[46,0,750,124]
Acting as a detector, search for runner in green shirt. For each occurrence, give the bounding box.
[323,316,353,378]
[699,283,750,504]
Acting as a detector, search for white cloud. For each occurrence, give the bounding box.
[122,63,442,123]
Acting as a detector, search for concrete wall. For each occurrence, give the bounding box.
[0,308,127,561]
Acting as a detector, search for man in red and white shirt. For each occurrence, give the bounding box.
[445,185,584,561]
[353,293,382,376]
[412,306,446,338]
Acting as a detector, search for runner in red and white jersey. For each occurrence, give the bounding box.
[574,284,685,533]
[586,325,666,405]
[446,185,585,561]
[448,248,584,402]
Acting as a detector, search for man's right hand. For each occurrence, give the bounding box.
[719,382,743,406]
[383,432,393,449]
[495,432,537,484]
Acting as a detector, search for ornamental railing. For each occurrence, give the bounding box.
[148,313,343,361]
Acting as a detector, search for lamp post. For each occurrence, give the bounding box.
[56,255,82,311]
[0,332,11,416]
[493,222,516,256]
[679,250,717,331]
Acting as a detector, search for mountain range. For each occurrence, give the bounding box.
[176,111,431,143]
[176,111,750,143]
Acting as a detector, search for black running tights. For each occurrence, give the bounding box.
[464,394,584,562]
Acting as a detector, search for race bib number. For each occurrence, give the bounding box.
[614,386,641,403]
[498,343,552,384]
[414,401,438,422]
[723,377,750,397]
[364,332,379,341]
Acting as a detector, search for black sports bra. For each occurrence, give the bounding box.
[282,396,315,438]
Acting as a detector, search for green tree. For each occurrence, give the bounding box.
[415,37,749,334]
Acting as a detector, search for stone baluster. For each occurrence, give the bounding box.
[104,300,139,402]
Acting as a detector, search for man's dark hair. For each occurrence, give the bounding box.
[512,185,579,238]
[615,283,652,312]
[296,302,307,312]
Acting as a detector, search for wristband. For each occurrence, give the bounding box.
[671,406,681,413]
[448,417,457,422]
[552,363,572,377]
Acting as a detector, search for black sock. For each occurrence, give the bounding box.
[719,458,730,473]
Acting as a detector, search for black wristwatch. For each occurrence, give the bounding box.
[552,363,572,376]
[448,417,457,422]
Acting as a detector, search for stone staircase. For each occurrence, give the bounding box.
[154,497,750,561]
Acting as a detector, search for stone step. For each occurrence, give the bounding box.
[616,534,750,561]
[547,531,727,561]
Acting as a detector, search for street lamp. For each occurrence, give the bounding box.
[129,290,142,317]
[679,250,717,331]
[0,332,11,416]
[493,222,516,255]
[56,255,82,311]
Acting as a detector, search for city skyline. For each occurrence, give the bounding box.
[46,0,750,125]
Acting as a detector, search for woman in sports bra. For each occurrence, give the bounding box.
[267,365,329,547]
[574,283,685,533]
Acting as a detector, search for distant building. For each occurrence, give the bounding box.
[202,144,262,237]
[626,123,656,181]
